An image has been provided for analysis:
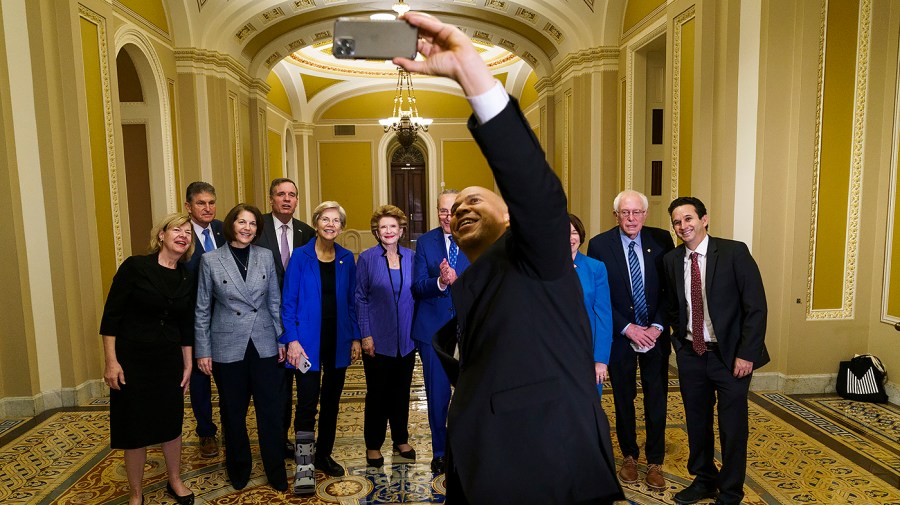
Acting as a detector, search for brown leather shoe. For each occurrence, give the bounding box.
[645,463,666,491]
[199,436,219,458]
[618,455,639,483]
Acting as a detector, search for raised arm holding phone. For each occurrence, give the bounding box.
[393,12,624,505]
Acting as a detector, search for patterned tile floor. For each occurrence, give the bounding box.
[1,362,898,504]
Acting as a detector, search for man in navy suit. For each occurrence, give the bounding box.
[253,178,315,456]
[184,181,225,458]
[587,189,674,491]
[664,197,767,505]
[412,189,469,474]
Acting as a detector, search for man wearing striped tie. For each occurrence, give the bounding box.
[587,189,674,491]
[663,196,768,505]
[184,181,226,458]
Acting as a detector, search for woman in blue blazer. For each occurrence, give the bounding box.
[194,204,287,493]
[570,214,613,396]
[355,205,416,467]
[281,201,361,495]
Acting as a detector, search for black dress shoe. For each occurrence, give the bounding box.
[231,478,249,491]
[392,444,416,461]
[673,481,718,504]
[430,456,446,474]
[166,482,195,505]
[314,455,345,477]
[366,453,385,467]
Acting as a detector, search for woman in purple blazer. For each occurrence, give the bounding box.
[355,205,416,467]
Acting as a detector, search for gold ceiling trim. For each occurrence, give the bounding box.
[286,51,518,78]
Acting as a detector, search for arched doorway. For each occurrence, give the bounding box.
[389,145,427,248]
[115,48,153,255]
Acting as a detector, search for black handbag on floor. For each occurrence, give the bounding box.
[836,354,888,403]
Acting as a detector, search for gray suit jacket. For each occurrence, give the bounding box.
[194,244,283,363]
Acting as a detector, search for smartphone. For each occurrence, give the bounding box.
[298,356,312,374]
[332,17,418,60]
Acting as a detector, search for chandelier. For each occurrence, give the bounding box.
[379,69,432,148]
[391,0,410,15]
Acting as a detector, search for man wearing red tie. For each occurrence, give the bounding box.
[663,197,768,505]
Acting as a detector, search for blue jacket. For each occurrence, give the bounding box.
[574,252,613,365]
[411,226,470,344]
[355,244,415,357]
[280,238,360,370]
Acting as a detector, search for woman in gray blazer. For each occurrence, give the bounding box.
[195,204,287,492]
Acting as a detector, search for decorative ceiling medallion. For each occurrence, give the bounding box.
[287,39,306,52]
[292,0,316,10]
[485,0,508,11]
[235,23,256,42]
[514,7,537,24]
[265,52,282,67]
[261,7,285,23]
[544,23,563,43]
[498,39,517,51]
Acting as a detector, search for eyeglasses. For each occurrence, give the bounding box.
[616,210,646,218]
[438,210,452,217]
[318,217,342,225]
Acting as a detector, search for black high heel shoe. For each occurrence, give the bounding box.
[366,451,385,467]
[166,482,195,505]
[392,444,416,461]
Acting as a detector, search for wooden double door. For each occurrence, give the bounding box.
[390,146,427,249]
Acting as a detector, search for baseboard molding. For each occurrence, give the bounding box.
[0,379,105,418]
[750,372,836,394]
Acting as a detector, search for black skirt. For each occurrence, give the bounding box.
[109,337,184,449]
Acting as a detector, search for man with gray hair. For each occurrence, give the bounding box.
[587,189,674,491]
[412,188,470,474]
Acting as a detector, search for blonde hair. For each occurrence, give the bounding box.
[312,201,347,228]
[369,205,408,241]
[149,212,195,262]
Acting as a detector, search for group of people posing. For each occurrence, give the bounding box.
[100,12,767,505]
[100,178,471,504]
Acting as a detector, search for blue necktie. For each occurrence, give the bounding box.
[202,228,214,253]
[448,236,458,269]
[628,241,648,326]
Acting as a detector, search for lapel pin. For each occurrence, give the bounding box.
[339,260,343,265]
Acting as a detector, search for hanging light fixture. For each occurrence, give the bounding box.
[392,0,411,15]
[379,69,432,148]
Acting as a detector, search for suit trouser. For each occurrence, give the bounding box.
[294,365,347,458]
[211,341,286,487]
[417,338,452,457]
[362,350,415,450]
[189,366,218,437]
[675,345,751,505]
[281,362,297,441]
[607,336,669,464]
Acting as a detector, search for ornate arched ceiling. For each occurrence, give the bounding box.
[167,1,626,121]
[171,1,625,74]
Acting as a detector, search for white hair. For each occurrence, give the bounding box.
[613,190,649,211]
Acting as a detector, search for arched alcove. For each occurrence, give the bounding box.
[114,27,176,234]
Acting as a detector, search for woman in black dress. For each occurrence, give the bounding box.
[100,212,197,505]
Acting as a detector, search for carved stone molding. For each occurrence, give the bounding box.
[624,20,667,190]
[670,5,695,204]
[79,5,125,266]
[806,0,870,320]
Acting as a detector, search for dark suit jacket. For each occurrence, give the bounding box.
[185,219,225,272]
[254,212,315,287]
[99,253,195,346]
[663,236,769,369]
[587,226,674,350]
[434,98,623,504]
[411,226,470,345]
